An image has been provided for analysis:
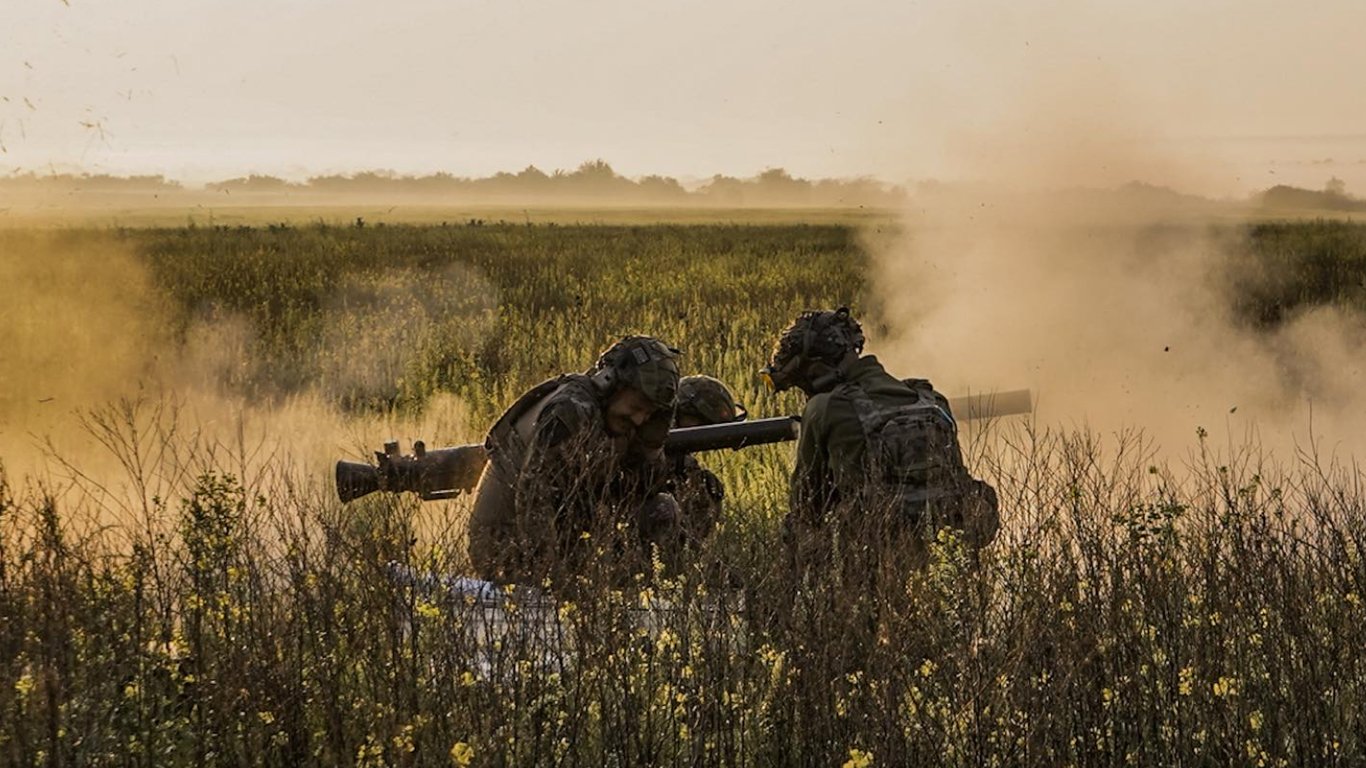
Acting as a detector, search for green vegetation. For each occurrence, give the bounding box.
[4,220,1366,765]
[135,222,867,417]
[1226,219,1366,327]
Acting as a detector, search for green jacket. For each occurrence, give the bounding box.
[790,355,930,523]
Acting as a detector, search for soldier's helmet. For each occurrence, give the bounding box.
[762,306,865,392]
[592,335,682,408]
[676,376,747,426]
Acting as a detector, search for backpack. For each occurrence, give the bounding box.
[843,378,1000,548]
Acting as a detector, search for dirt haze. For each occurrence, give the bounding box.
[870,159,1366,465]
[0,232,483,520]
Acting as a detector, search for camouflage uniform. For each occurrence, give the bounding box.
[790,356,999,567]
[765,309,999,575]
[669,375,743,547]
[467,338,680,586]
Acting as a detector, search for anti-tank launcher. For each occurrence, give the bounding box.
[335,416,802,504]
[334,387,1031,504]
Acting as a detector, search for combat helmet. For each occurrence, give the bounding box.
[762,306,865,393]
[676,375,748,426]
[591,335,682,408]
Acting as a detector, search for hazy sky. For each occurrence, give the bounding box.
[4,0,1366,194]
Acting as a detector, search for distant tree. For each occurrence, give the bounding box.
[564,159,634,198]
[750,168,812,204]
[1260,183,1366,212]
[410,172,467,193]
[698,174,746,206]
[1326,176,1348,197]
[8,162,909,208]
[573,159,618,181]
[757,168,796,184]
[637,175,687,201]
[305,174,351,192]
[206,175,292,192]
[517,165,549,182]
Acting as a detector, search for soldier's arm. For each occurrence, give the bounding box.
[676,456,724,542]
[622,408,674,494]
[513,398,599,578]
[790,393,834,524]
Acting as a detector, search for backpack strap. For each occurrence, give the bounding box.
[839,379,955,440]
[485,375,573,456]
[901,378,958,432]
[838,380,889,444]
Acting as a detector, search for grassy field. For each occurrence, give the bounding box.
[4,217,1366,765]
[0,203,898,230]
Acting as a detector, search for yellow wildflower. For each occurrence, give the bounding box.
[1213,676,1239,698]
[449,741,475,766]
[842,748,874,768]
[1178,667,1195,696]
[14,673,35,700]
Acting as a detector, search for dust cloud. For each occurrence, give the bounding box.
[869,136,1366,464]
[0,232,489,520]
[856,0,1366,463]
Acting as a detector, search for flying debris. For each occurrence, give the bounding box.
[79,119,108,142]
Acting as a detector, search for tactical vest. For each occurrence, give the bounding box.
[484,375,585,475]
[840,377,999,546]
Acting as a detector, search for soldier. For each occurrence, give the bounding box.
[467,336,682,587]
[670,375,746,548]
[761,307,999,575]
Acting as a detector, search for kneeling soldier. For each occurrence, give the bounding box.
[762,307,999,575]
[467,336,682,587]
[670,375,746,549]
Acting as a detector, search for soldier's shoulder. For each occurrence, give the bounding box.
[486,376,567,444]
[800,392,836,427]
[536,376,603,446]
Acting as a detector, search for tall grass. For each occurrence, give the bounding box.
[4,220,1366,765]
[5,407,1366,765]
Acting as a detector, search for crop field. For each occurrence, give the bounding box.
[4,216,1366,765]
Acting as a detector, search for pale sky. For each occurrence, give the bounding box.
[3,0,1366,194]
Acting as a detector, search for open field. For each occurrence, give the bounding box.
[0,204,898,229]
[4,217,1366,765]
